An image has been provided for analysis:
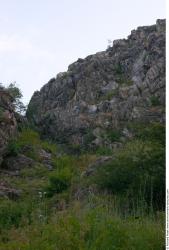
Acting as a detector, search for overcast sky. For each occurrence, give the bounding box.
[0,0,166,104]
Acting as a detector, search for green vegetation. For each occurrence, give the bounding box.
[150,95,161,106]
[0,205,164,250]
[92,139,165,210]
[127,122,165,144]
[116,76,133,86]
[104,128,121,142]
[45,167,72,197]
[83,130,96,145]
[7,139,21,156]
[114,62,123,75]
[0,107,4,122]
[100,88,119,101]
[0,122,165,249]
[0,199,34,230]
[7,127,57,159]
[6,82,26,114]
[113,62,133,86]
[95,146,113,155]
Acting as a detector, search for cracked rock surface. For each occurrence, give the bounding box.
[27,19,165,147]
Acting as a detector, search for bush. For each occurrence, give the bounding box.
[114,62,123,75]
[128,122,165,145]
[6,128,41,157]
[41,141,57,154]
[83,130,96,146]
[0,200,32,230]
[93,140,165,209]
[95,146,113,156]
[105,129,121,142]
[7,139,21,156]
[8,128,57,160]
[46,167,72,197]
[150,96,160,106]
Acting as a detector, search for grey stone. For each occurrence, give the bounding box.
[82,156,113,177]
[2,154,34,170]
[27,19,165,148]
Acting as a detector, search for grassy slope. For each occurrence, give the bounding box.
[0,125,165,250]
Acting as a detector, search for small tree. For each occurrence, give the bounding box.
[6,82,26,114]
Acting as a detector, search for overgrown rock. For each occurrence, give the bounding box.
[0,181,22,199]
[82,156,113,177]
[0,88,17,161]
[1,154,34,170]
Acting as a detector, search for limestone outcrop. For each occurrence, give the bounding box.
[27,19,165,148]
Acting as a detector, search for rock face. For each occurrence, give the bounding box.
[27,19,165,147]
[0,87,17,163]
[1,154,34,171]
[0,181,22,199]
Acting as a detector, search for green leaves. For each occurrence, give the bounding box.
[6,82,26,114]
[46,168,72,197]
[93,139,165,209]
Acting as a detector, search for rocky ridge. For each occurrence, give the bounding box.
[27,19,165,148]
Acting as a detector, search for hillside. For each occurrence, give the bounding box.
[0,19,166,250]
[27,19,165,151]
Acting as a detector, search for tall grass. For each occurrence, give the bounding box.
[0,123,165,249]
[0,202,164,250]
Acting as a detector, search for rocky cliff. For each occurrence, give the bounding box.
[0,87,17,163]
[27,19,165,148]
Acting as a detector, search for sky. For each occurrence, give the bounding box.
[0,0,166,104]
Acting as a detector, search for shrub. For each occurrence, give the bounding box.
[9,128,57,160]
[105,129,121,142]
[150,96,160,106]
[7,139,21,156]
[6,128,40,157]
[83,130,96,146]
[0,200,32,230]
[52,155,75,170]
[93,140,165,209]
[113,63,133,86]
[128,122,165,145]
[45,167,72,197]
[41,141,57,154]
[114,62,123,75]
[95,146,113,156]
